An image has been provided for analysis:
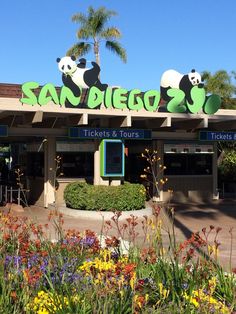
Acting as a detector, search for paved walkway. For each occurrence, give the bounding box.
[171,199,236,269]
[3,198,236,270]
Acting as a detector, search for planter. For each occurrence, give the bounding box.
[58,205,153,220]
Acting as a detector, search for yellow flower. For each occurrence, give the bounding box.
[79,250,119,277]
[27,290,80,314]
[159,247,166,256]
[120,290,124,298]
[140,174,147,179]
[189,296,199,308]
[38,291,45,297]
[130,272,136,290]
[208,276,217,294]
[184,288,230,313]
[158,283,169,300]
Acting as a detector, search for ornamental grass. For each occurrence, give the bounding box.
[0,207,235,314]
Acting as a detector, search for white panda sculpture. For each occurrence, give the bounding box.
[160,69,203,104]
[56,56,108,97]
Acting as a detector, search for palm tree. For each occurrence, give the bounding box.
[67,6,127,66]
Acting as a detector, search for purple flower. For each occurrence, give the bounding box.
[80,236,96,247]
[182,283,188,290]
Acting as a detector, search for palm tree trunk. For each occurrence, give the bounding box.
[94,41,100,79]
[94,41,100,66]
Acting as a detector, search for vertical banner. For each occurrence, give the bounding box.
[100,139,124,177]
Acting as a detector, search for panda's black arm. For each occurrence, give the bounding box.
[91,62,101,76]
[77,58,86,69]
[62,74,81,97]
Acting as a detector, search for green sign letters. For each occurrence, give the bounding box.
[20,82,221,114]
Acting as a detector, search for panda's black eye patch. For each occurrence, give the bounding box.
[197,79,199,84]
[68,65,71,70]
[191,77,195,80]
[62,65,64,70]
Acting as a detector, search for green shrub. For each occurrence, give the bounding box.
[64,182,89,210]
[218,149,236,182]
[64,181,146,211]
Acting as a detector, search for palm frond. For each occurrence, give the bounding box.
[89,7,117,35]
[101,27,121,39]
[66,42,92,59]
[77,27,92,40]
[72,13,87,25]
[105,40,127,63]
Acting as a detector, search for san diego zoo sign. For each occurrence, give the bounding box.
[20,56,221,115]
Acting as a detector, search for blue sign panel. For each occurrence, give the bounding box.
[0,125,8,137]
[69,128,152,140]
[199,131,236,141]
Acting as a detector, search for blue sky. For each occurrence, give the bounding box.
[1,0,235,91]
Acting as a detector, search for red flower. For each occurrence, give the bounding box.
[123,263,136,275]
[3,233,10,241]
[105,236,120,248]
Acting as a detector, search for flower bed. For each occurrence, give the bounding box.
[0,208,235,313]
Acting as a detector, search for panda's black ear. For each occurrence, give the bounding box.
[56,58,61,63]
[191,69,196,73]
[71,56,76,61]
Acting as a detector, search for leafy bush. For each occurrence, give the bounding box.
[63,182,89,210]
[218,149,236,182]
[64,181,146,211]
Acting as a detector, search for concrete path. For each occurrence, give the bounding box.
[3,198,236,270]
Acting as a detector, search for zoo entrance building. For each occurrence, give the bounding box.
[0,79,235,208]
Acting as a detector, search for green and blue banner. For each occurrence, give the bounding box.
[100,139,124,177]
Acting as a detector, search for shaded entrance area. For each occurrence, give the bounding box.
[0,140,44,206]
[0,137,96,207]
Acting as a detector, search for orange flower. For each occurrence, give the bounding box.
[3,233,10,241]
[10,291,17,300]
[40,250,48,257]
[124,263,136,275]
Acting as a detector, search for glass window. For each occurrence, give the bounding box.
[58,152,94,178]
[164,154,212,175]
[125,153,149,183]
[26,152,44,177]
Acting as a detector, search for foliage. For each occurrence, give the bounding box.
[63,181,89,209]
[64,181,146,211]
[218,149,236,181]
[67,6,127,65]
[0,145,10,152]
[201,70,236,109]
[0,210,235,313]
[140,148,168,199]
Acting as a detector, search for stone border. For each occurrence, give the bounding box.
[58,205,153,220]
